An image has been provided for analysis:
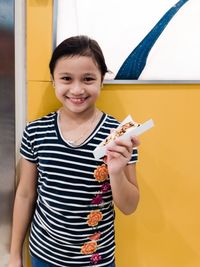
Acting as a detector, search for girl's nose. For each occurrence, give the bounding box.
[70,81,84,95]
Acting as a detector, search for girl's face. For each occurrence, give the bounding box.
[53,56,102,115]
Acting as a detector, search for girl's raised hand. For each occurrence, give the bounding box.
[105,135,140,175]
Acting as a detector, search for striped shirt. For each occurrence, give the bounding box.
[20,111,138,267]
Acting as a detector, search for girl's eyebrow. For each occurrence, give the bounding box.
[57,72,98,77]
[83,72,97,76]
[58,72,71,75]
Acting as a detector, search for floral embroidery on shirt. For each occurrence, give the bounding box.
[101,182,111,193]
[93,164,109,182]
[87,210,103,227]
[90,253,102,265]
[91,194,104,205]
[81,241,97,254]
[89,231,101,241]
[81,163,110,265]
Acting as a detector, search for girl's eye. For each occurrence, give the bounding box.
[62,76,71,81]
[84,77,95,82]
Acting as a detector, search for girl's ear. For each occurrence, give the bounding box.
[101,76,104,88]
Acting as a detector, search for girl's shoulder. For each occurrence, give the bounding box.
[25,111,57,131]
[103,113,120,128]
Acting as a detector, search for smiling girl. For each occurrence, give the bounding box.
[8,35,140,267]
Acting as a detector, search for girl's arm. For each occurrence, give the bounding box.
[106,136,140,215]
[8,158,38,267]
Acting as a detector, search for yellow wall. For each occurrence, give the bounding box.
[27,1,200,266]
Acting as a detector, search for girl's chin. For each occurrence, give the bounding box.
[63,103,92,114]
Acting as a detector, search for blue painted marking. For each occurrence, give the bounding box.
[115,0,189,80]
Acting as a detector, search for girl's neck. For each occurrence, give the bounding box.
[59,107,98,124]
[57,107,103,146]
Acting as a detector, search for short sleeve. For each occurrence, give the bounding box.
[20,124,38,163]
[128,148,138,164]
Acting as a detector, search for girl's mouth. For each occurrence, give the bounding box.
[66,96,88,104]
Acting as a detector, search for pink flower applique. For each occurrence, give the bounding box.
[90,253,102,265]
[89,231,101,241]
[101,182,111,193]
[91,194,104,205]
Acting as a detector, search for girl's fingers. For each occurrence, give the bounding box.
[107,149,129,159]
[106,135,140,160]
[107,142,131,159]
[131,136,140,147]
[112,138,133,152]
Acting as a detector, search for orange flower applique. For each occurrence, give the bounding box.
[94,164,109,182]
[89,231,101,241]
[81,241,97,254]
[87,210,103,227]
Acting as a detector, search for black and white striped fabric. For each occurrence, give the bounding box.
[20,112,138,267]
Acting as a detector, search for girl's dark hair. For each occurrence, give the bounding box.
[49,35,108,79]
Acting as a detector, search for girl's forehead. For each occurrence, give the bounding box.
[55,56,100,72]
[57,55,95,64]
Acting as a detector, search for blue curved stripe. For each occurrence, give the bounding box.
[115,0,189,80]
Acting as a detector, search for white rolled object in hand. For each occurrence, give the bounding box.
[93,115,154,160]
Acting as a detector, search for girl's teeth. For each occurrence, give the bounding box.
[70,98,85,103]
